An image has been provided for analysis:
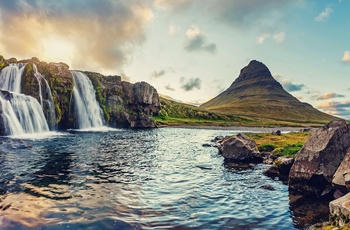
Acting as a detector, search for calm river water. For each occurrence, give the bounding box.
[0,128,329,229]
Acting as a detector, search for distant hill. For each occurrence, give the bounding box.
[200,60,337,124]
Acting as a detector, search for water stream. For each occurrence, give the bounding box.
[71,71,104,129]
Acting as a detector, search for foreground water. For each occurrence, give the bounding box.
[0,128,328,229]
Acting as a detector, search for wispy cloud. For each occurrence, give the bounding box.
[256,34,270,44]
[151,70,166,78]
[185,25,216,54]
[180,77,202,91]
[256,32,285,44]
[282,80,304,92]
[168,24,181,36]
[316,92,345,100]
[342,51,350,63]
[165,84,175,91]
[273,32,285,43]
[316,100,350,117]
[315,6,333,21]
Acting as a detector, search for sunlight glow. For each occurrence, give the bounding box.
[42,37,74,64]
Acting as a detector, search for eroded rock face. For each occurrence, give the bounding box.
[289,120,350,197]
[219,133,261,162]
[333,148,350,193]
[85,73,160,128]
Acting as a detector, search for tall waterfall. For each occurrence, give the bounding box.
[0,63,50,136]
[71,71,104,129]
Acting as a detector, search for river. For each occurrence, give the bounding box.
[0,127,329,229]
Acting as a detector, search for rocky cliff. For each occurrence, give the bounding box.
[0,56,160,134]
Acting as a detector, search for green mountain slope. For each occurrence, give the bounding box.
[200,60,337,123]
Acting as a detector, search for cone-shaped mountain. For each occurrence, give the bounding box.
[200,60,336,122]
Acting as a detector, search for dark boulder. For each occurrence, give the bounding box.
[333,147,350,193]
[289,120,350,197]
[264,157,294,182]
[219,133,261,162]
[275,157,294,175]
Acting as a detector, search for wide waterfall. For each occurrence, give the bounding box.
[0,93,49,135]
[71,71,104,129]
[0,63,51,136]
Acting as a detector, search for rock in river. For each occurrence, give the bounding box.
[219,133,262,162]
[289,120,350,197]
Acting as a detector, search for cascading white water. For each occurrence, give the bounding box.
[71,71,104,129]
[0,93,49,135]
[0,63,51,135]
[33,64,56,128]
[0,63,26,93]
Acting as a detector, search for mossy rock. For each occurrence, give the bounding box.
[0,55,9,71]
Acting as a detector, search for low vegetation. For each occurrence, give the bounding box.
[246,132,311,157]
[314,223,350,230]
[153,97,332,127]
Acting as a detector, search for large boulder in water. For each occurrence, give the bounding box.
[289,120,350,197]
[219,133,261,162]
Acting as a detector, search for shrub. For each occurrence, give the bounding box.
[258,143,276,152]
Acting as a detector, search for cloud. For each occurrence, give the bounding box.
[273,32,285,43]
[342,51,350,63]
[168,24,181,36]
[180,77,202,91]
[256,32,285,44]
[120,70,132,82]
[316,100,350,118]
[185,25,216,53]
[155,1,298,30]
[154,0,193,11]
[316,92,345,100]
[151,70,166,78]
[281,80,305,92]
[0,0,153,72]
[165,84,175,91]
[256,34,270,44]
[315,6,333,21]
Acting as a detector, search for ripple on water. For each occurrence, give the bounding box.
[0,128,327,229]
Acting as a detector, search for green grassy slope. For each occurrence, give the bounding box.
[152,97,334,127]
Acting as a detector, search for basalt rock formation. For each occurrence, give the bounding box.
[200,60,336,123]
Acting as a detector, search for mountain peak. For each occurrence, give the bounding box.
[236,60,272,83]
[200,60,336,123]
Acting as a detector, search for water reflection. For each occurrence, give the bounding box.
[0,128,329,229]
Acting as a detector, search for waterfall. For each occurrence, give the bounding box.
[71,71,104,129]
[0,93,49,135]
[0,63,51,136]
[33,64,56,129]
[0,63,26,93]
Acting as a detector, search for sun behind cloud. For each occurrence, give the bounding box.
[42,36,75,64]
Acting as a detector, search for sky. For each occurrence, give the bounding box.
[0,0,349,119]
